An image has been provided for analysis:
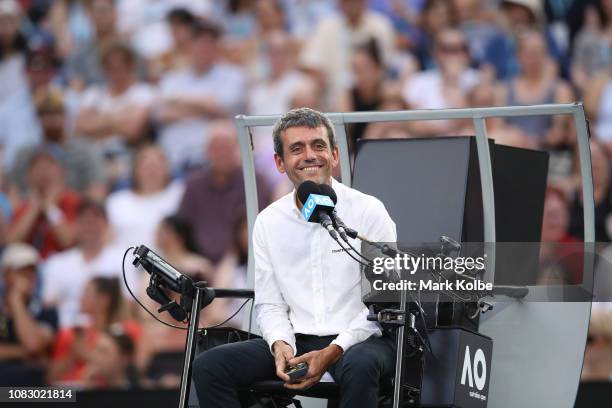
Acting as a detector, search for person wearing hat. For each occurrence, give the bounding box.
[7,142,81,259]
[482,0,564,80]
[0,243,58,386]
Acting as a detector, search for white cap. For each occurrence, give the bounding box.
[1,243,40,271]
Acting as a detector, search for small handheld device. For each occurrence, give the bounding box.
[285,362,309,381]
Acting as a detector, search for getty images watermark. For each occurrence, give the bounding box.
[357,241,606,303]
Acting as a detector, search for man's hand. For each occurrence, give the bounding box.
[284,344,343,390]
[272,340,294,382]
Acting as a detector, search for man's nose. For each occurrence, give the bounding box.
[303,145,317,161]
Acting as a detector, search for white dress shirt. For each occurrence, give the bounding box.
[254,178,397,355]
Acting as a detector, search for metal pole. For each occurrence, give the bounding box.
[178,288,203,408]
[392,280,408,408]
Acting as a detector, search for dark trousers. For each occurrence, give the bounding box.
[192,334,396,408]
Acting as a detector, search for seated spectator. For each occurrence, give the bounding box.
[155,215,212,282]
[412,0,456,71]
[299,0,396,106]
[42,200,130,328]
[362,82,413,140]
[8,147,80,259]
[482,0,563,80]
[247,30,308,182]
[47,277,140,385]
[74,42,155,188]
[584,60,612,158]
[495,30,573,146]
[115,0,209,62]
[64,0,122,89]
[0,244,58,386]
[178,120,271,264]
[106,144,183,251]
[156,18,246,173]
[538,186,582,285]
[402,27,478,136]
[82,327,139,389]
[0,0,40,171]
[571,3,612,95]
[147,8,197,81]
[12,87,107,201]
[335,39,387,148]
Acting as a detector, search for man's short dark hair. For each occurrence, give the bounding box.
[272,108,336,159]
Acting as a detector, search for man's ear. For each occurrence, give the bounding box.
[331,145,339,168]
[274,153,286,174]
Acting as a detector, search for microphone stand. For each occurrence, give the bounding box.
[177,282,255,408]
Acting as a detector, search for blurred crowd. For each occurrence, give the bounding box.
[1,0,612,389]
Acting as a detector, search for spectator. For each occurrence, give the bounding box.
[42,200,129,328]
[584,59,612,158]
[156,18,246,173]
[65,0,121,89]
[75,42,155,188]
[82,327,139,389]
[147,8,197,81]
[12,87,107,201]
[335,39,387,147]
[106,144,183,251]
[571,2,612,95]
[8,147,80,259]
[538,186,583,285]
[299,0,395,106]
[482,0,563,80]
[495,30,573,146]
[47,277,140,385]
[0,243,58,386]
[0,0,40,171]
[412,0,456,70]
[178,120,272,263]
[362,82,413,140]
[402,27,478,136]
[155,215,213,282]
[115,0,210,61]
[247,30,307,181]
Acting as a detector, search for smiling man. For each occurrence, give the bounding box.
[192,108,397,408]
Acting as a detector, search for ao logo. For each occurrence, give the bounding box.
[460,346,487,391]
[302,194,334,221]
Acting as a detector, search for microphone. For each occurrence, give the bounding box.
[317,184,359,242]
[297,181,338,240]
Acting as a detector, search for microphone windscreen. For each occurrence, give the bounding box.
[297,180,321,204]
[318,183,337,204]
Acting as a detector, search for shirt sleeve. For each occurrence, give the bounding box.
[332,196,397,352]
[253,215,297,355]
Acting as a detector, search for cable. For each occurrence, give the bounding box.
[332,233,372,268]
[247,298,254,340]
[122,247,188,330]
[342,235,375,264]
[203,299,252,329]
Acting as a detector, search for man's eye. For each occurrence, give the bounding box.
[291,146,302,153]
[315,143,326,150]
